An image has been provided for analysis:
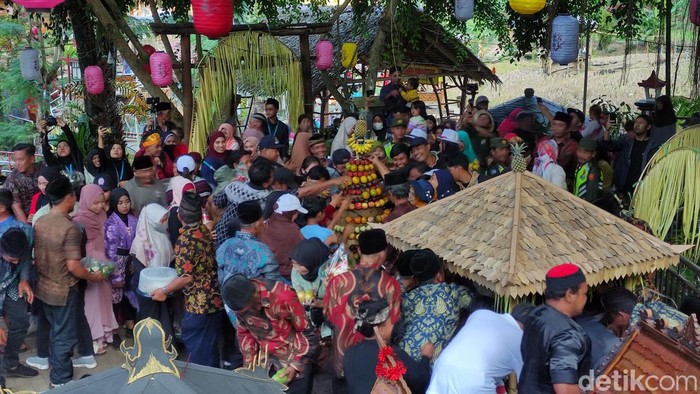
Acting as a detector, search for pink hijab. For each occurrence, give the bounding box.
[169,176,195,207]
[533,139,559,178]
[73,184,107,260]
[497,108,524,137]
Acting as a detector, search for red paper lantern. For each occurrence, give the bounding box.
[315,40,333,71]
[150,52,172,87]
[12,0,66,12]
[84,66,104,95]
[192,0,233,39]
[142,45,156,74]
[692,0,700,26]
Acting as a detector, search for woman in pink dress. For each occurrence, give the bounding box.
[74,184,119,354]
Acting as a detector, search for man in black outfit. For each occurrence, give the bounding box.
[519,263,591,394]
[264,98,290,159]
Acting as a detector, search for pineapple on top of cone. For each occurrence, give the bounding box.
[347,119,374,155]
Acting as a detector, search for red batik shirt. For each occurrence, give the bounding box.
[323,264,402,377]
[235,279,319,371]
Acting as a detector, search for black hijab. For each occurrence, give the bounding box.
[36,166,62,211]
[109,187,130,225]
[288,238,330,282]
[653,95,677,127]
[85,149,101,177]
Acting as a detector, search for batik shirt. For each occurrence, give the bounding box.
[174,223,223,314]
[323,264,401,377]
[5,164,44,215]
[216,231,283,325]
[400,282,471,363]
[235,279,319,371]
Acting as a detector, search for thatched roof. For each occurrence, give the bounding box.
[380,171,686,298]
[279,7,500,95]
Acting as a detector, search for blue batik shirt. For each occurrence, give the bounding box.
[399,282,472,363]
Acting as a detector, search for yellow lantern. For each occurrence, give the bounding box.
[341,42,358,69]
[508,0,546,15]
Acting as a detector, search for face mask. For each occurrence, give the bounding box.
[373,123,383,130]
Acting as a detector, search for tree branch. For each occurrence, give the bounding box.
[365,0,399,89]
[319,71,350,113]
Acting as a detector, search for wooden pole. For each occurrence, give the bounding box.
[582,0,591,110]
[181,34,193,144]
[300,33,314,116]
[665,0,672,96]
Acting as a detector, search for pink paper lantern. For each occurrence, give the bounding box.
[192,0,233,39]
[84,66,104,95]
[149,52,172,87]
[12,0,66,12]
[692,0,700,26]
[315,40,333,71]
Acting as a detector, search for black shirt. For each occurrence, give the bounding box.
[623,139,649,194]
[519,305,591,394]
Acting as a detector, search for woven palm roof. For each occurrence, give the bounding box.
[381,171,686,298]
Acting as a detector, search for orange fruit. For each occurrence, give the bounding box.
[361,217,367,223]
[354,217,362,224]
[345,216,352,224]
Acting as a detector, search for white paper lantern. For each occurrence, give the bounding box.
[550,14,579,65]
[20,48,40,81]
[455,0,474,21]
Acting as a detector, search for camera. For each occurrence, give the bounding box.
[45,115,57,127]
[146,97,160,114]
[464,83,479,94]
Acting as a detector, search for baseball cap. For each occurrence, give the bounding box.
[410,136,428,147]
[273,167,299,189]
[391,117,407,128]
[438,129,459,144]
[476,95,489,105]
[259,135,284,150]
[93,173,115,191]
[176,155,196,174]
[490,137,509,149]
[274,194,308,214]
[407,128,428,140]
[331,149,352,165]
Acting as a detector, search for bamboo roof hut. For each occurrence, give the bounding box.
[380,171,687,299]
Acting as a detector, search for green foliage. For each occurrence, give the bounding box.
[0,58,41,115]
[671,96,700,118]
[0,121,35,151]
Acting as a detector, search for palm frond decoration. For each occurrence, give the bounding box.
[640,125,700,179]
[191,31,304,153]
[632,146,700,261]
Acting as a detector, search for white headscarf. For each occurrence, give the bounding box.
[130,203,173,268]
[330,117,357,155]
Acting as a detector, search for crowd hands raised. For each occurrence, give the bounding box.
[0,72,683,392]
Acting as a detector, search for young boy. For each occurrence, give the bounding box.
[573,137,603,202]
[484,137,511,179]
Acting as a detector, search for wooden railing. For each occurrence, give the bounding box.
[654,256,700,307]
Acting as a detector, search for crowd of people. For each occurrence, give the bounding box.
[0,65,687,393]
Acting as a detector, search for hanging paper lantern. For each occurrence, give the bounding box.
[315,40,333,71]
[341,43,358,69]
[142,44,156,74]
[192,0,233,39]
[691,0,700,26]
[550,14,580,65]
[12,0,66,12]
[508,0,546,15]
[19,47,40,81]
[84,66,104,95]
[455,0,474,21]
[150,52,173,87]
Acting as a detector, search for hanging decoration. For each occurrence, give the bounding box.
[315,40,334,70]
[455,0,474,21]
[508,0,546,15]
[192,0,233,39]
[150,52,173,87]
[84,66,104,95]
[19,47,40,81]
[341,43,358,69]
[691,0,700,26]
[550,14,580,66]
[12,0,66,12]
[143,44,156,74]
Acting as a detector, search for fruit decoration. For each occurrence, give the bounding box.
[347,120,375,155]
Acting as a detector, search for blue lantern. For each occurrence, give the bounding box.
[455,0,474,21]
[550,14,579,65]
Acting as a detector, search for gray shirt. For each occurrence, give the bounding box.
[124,177,167,217]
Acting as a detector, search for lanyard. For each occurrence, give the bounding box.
[65,163,73,174]
[267,122,280,138]
[115,161,125,181]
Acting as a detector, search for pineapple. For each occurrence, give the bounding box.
[510,142,528,173]
[354,120,368,139]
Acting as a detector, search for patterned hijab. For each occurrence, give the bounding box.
[533,139,559,178]
[130,203,173,267]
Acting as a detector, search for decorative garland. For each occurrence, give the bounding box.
[375,346,407,382]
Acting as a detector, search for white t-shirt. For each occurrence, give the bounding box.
[427,310,524,394]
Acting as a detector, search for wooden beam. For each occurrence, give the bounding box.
[299,33,314,116]
[150,22,332,36]
[181,34,193,144]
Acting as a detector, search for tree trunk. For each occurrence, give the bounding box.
[365,0,399,90]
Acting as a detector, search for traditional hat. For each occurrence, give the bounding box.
[395,250,420,277]
[132,156,154,170]
[409,249,442,282]
[545,263,586,292]
[553,111,572,126]
[46,176,73,204]
[237,200,262,225]
[578,137,597,151]
[178,191,201,215]
[0,227,28,259]
[358,229,387,255]
[222,274,255,311]
[155,102,171,112]
[141,132,161,148]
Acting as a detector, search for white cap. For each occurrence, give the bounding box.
[407,128,428,140]
[424,169,439,177]
[176,155,196,174]
[274,194,308,214]
[438,129,460,144]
